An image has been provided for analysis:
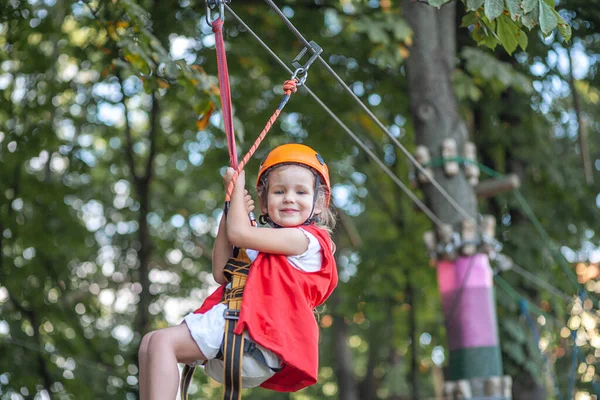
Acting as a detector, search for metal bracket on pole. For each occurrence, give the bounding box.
[464,142,480,186]
[442,138,459,176]
[415,145,433,184]
[423,215,503,261]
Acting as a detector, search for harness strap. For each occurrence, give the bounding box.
[214,337,283,373]
[180,364,195,400]
[222,313,244,400]
[179,249,250,400]
[221,249,251,400]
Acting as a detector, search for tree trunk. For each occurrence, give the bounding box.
[402,2,508,398]
[331,292,360,400]
[407,275,420,400]
[402,0,477,225]
[567,48,594,184]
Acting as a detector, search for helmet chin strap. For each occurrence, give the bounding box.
[258,214,283,228]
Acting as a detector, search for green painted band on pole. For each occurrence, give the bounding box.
[448,346,503,381]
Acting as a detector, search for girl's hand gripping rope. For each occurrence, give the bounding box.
[224,167,254,215]
[224,167,257,227]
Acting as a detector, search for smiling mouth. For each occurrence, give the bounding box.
[280,209,298,213]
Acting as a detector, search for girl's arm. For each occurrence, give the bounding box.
[212,214,231,285]
[226,169,310,256]
[213,178,256,284]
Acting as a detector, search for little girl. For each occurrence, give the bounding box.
[138,144,338,399]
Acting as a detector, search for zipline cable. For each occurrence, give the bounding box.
[509,262,572,303]
[224,5,446,230]
[224,4,594,338]
[224,6,572,323]
[263,0,474,223]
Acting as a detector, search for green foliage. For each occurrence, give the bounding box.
[459,0,572,54]
[349,13,412,68]
[460,47,532,94]
[0,0,598,398]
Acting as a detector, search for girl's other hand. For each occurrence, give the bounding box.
[223,167,235,191]
[244,190,255,214]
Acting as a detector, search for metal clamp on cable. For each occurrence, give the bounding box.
[206,0,229,24]
[291,40,322,86]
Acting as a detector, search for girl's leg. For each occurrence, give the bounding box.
[138,330,156,400]
[146,324,207,400]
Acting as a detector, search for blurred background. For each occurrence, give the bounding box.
[1,0,600,399]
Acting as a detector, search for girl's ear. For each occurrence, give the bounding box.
[313,191,326,216]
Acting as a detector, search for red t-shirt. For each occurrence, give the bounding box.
[194,225,337,392]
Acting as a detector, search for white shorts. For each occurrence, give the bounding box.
[183,303,281,388]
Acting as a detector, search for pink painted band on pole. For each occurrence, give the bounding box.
[437,253,493,293]
[437,254,499,350]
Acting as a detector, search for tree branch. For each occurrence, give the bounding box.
[143,92,159,184]
[117,71,140,183]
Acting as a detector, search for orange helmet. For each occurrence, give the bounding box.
[256,144,331,206]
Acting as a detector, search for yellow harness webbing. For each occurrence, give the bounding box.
[180,249,251,400]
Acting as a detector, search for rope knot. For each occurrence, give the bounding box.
[211,18,224,33]
[283,79,298,95]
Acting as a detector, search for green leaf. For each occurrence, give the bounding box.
[453,69,483,101]
[472,26,498,50]
[553,9,572,42]
[521,0,537,13]
[517,27,529,50]
[367,25,389,44]
[466,0,485,10]
[520,11,535,30]
[505,0,522,20]
[538,0,557,35]
[392,20,413,41]
[484,0,505,20]
[496,14,519,54]
[461,12,478,28]
[461,46,532,93]
[520,2,539,30]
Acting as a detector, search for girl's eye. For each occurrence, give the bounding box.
[273,190,284,194]
[297,191,306,195]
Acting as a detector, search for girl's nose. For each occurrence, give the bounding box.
[283,191,294,203]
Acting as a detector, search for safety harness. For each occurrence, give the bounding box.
[180,1,322,398]
[180,248,281,400]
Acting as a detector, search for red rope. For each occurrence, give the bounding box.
[208,10,299,205]
[212,19,238,168]
[225,79,298,202]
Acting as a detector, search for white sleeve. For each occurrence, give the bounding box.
[286,229,323,273]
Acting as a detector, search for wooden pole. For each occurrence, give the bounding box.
[475,174,520,199]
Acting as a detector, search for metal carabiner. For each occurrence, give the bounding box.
[206,0,226,25]
[291,67,308,87]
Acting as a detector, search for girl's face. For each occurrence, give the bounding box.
[262,165,322,227]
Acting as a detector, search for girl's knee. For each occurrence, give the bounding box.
[147,329,173,353]
[139,331,156,359]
